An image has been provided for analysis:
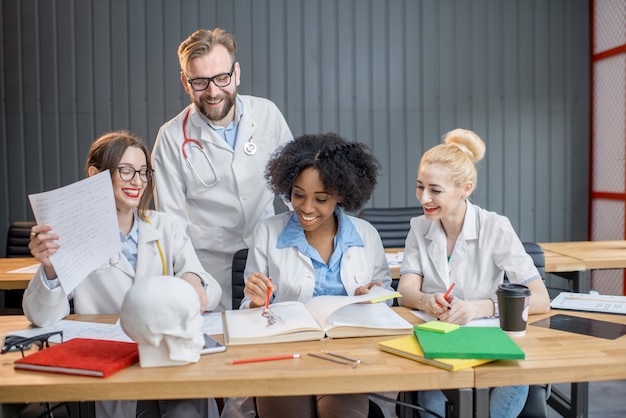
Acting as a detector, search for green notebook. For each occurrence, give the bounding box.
[414,326,525,360]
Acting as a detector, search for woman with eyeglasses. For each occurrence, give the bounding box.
[23,130,222,418]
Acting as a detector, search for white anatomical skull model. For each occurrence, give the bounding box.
[120,276,204,368]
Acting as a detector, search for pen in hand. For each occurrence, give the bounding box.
[262,277,272,317]
[437,281,456,308]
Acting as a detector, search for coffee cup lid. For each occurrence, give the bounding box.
[497,283,531,296]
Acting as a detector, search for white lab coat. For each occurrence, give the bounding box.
[231,211,395,418]
[22,211,222,418]
[400,203,540,300]
[240,211,393,309]
[152,96,292,310]
[23,210,222,327]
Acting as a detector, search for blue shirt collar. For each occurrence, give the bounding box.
[276,207,364,254]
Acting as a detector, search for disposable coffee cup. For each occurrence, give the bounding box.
[496,283,531,336]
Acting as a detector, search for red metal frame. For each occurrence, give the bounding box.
[589,0,626,294]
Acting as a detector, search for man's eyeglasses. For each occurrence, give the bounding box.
[187,63,236,91]
[117,166,154,183]
[1,331,64,357]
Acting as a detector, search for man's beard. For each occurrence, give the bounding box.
[193,89,237,124]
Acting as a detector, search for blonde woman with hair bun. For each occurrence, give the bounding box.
[397,128,550,418]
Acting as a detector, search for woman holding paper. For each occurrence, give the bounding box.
[240,132,392,418]
[397,128,550,418]
[23,130,222,418]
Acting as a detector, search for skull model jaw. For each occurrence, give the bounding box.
[120,275,204,368]
[137,343,192,368]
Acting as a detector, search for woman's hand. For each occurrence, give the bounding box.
[181,273,209,312]
[436,298,480,325]
[354,280,382,296]
[244,272,275,308]
[29,224,59,279]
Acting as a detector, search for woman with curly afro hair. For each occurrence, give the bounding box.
[240,132,393,418]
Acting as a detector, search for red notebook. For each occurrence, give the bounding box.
[14,338,139,377]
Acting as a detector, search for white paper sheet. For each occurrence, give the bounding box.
[202,311,224,335]
[411,310,500,327]
[4,320,133,343]
[551,292,626,314]
[28,171,121,294]
[8,264,40,274]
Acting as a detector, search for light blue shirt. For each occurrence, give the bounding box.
[119,216,139,271]
[206,96,244,149]
[276,208,364,296]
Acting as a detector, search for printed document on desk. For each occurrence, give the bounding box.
[5,319,133,343]
[551,292,626,314]
[28,171,121,294]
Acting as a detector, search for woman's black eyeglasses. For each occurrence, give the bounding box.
[1,330,64,357]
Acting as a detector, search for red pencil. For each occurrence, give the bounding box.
[437,281,456,308]
[227,354,301,365]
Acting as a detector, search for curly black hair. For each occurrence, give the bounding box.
[265,132,381,213]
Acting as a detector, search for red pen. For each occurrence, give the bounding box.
[228,354,301,365]
[437,281,456,308]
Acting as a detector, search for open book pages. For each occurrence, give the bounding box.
[223,286,412,345]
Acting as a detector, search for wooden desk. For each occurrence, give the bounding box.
[386,247,588,282]
[0,310,474,415]
[474,310,626,418]
[540,241,626,294]
[0,258,37,290]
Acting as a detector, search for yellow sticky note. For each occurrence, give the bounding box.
[416,321,460,334]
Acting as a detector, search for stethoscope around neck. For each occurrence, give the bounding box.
[181,108,257,187]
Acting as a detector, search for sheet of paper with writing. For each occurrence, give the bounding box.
[550,292,626,314]
[28,171,121,294]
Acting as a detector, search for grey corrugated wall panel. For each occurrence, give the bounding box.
[0,0,590,256]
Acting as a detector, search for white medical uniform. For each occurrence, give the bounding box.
[400,202,541,300]
[240,211,393,308]
[152,96,292,310]
[23,211,222,327]
[22,211,222,418]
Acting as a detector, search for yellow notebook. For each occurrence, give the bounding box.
[378,334,494,372]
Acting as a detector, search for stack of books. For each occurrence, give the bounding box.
[378,321,524,372]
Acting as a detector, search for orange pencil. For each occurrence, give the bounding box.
[227,354,301,365]
[263,277,272,316]
[437,281,456,308]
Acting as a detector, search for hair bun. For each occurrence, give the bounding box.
[443,128,486,163]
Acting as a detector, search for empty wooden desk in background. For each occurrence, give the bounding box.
[387,242,626,295]
[0,258,37,291]
[540,240,626,294]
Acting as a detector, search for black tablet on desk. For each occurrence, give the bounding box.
[531,314,626,340]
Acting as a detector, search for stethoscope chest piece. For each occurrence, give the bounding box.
[243,141,257,155]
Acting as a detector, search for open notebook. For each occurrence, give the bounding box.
[223,286,412,345]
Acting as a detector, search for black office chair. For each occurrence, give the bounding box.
[230,249,386,418]
[6,221,36,258]
[358,207,424,248]
[2,221,36,315]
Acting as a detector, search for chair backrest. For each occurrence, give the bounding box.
[521,241,545,279]
[231,248,249,309]
[6,221,36,258]
[504,242,545,282]
[358,207,424,248]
